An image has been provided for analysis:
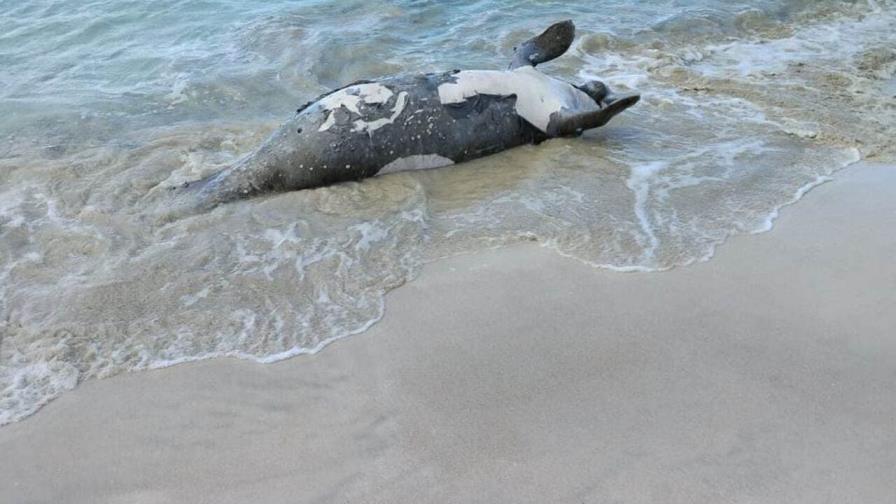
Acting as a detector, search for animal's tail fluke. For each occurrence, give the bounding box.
[509,20,576,69]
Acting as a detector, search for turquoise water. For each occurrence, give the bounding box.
[1,0,881,138]
[1,0,894,424]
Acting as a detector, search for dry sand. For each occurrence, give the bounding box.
[1,162,894,503]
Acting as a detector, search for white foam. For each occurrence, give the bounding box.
[179,287,210,307]
[752,148,861,234]
[693,7,896,80]
[626,161,667,264]
[350,221,390,251]
[0,188,27,228]
[0,340,80,427]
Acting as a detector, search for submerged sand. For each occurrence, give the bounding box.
[1,162,894,503]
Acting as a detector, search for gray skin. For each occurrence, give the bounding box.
[179,20,640,212]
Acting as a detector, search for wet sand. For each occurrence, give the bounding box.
[1,162,894,503]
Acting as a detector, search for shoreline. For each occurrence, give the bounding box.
[2,162,894,503]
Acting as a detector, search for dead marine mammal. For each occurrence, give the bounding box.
[181,20,639,210]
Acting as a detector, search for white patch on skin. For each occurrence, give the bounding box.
[317,83,395,132]
[436,66,599,132]
[353,91,408,134]
[376,154,454,176]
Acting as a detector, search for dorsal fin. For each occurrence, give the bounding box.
[509,20,575,69]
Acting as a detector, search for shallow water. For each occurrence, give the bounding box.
[1,0,894,425]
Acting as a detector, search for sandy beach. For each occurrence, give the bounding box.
[1,161,894,503]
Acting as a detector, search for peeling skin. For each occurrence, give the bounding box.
[437,66,599,132]
[376,154,455,176]
[318,83,395,132]
[353,91,409,134]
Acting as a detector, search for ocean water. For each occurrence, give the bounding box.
[1,0,894,425]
